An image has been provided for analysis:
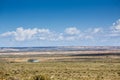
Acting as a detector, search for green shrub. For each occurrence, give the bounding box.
[31,75,51,80]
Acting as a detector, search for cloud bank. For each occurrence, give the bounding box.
[0,19,120,46]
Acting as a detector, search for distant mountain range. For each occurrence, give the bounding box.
[0,46,120,52]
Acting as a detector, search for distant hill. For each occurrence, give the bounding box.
[0,46,120,52]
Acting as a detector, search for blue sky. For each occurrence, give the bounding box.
[0,0,120,47]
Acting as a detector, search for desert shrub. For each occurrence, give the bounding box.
[117,72,120,76]
[31,75,51,80]
[7,76,19,80]
[27,59,39,63]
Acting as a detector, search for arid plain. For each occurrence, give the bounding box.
[0,47,120,80]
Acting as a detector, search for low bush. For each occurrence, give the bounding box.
[31,75,51,80]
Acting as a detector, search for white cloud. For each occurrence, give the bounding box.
[65,27,80,35]
[38,29,50,33]
[112,19,120,32]
[1,31,15,37]
[56,33,64,40]
[108,19,120,37]
[14,27,38,41]
[92,28,102,33]
[1,27,81,41]
[0,26,108,42]
[1,19,120,44]
[0,27,52,41]
[81,28,102,40]
[86,28,102,34]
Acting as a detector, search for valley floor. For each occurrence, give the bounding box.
[0,51,120,80]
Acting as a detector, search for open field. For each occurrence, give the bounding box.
[0,50,120,63]
[0,50,120,80]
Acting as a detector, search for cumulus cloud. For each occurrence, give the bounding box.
[85,28,102,34]
[1,27,52,41]
[0,27,104,41]
[108,19,120,37]
[112,19,120,32]
[1,19,120,43]
[15,27,38,41]
[81,28,103,41]
[65,27,80,35]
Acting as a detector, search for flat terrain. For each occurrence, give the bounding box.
[0,50,120,80]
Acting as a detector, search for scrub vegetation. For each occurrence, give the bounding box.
[0,52,120,80]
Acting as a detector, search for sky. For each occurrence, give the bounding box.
[0,0,120,47]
